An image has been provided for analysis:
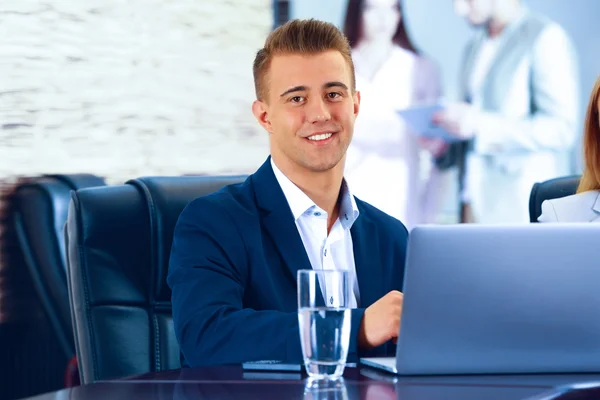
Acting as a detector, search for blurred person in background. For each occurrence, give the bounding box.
[539,75,600,222]
[343,0,447,229]
[433,0,579,224]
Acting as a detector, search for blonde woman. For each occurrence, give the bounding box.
[539,75,600,222]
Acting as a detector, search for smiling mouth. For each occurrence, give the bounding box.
[307,133,334,141]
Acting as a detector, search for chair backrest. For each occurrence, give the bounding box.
[65,175,247,383]
[12,174,106,358]
[528,175,581,222]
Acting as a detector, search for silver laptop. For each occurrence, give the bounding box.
[361,223,600,375]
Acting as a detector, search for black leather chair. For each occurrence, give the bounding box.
[528,175,581,222]
[65,175,247,383]
[12,174,106,360]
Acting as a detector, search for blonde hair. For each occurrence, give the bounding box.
[252,19,355,101]
[577,75,600,193]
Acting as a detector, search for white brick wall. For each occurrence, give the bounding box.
[0,0,272,183]
[0,0,272,319]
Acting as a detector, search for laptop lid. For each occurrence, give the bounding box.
[395,223,600,375]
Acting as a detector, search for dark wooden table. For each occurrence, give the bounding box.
[24,366,600,399]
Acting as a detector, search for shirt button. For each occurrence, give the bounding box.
[324,249,327,256]
[314,212,321,217]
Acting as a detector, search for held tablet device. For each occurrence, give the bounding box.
[397,104,460,142]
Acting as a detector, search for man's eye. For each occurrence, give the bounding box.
[327,92,342,99]
[290,96,304,103]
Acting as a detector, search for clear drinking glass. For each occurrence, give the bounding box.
[297,269,351,380]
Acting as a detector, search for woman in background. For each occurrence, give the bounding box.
[343,0,447,229]
[539,75,600,222]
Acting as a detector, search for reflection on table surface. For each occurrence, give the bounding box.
[25,366,600,400]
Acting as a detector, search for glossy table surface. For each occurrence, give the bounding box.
[25,366,600,400]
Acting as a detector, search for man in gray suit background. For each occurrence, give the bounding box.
[433,0,580,224]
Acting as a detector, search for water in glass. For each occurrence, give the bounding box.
[298,307,351,379]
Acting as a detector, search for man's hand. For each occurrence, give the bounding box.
[432,102,479,139]
[358,290,403,350]
[417,137,449,158]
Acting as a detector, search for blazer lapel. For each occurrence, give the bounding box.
[480,10,531,107]
[251,158,313,284]
[589,192,600,222]
[350,206,381,308]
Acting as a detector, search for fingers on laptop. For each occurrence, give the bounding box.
[359,291,403,350]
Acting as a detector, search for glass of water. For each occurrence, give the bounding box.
[297,269,351,380]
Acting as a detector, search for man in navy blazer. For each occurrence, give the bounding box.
[168,19,409,367]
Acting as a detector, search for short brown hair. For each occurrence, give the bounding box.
[252,19,356,101]
[577,74,600,193]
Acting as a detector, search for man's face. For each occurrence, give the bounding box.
[252,50,360,174]
[454,0,495,27]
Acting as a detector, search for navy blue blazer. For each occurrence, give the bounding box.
[167,157,409,367]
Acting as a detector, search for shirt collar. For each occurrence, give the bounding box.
[270,158,359,229]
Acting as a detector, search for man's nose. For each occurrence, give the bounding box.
[306,97,331,124]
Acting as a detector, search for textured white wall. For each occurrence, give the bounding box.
[0,0,272,183]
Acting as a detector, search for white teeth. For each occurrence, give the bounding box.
[308,133,333,141]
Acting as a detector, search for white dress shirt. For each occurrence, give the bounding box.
[271,158,361,309]
[468,35,501,109]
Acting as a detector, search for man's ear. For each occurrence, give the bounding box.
[252,100,273,133]
[353,90,361,117]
